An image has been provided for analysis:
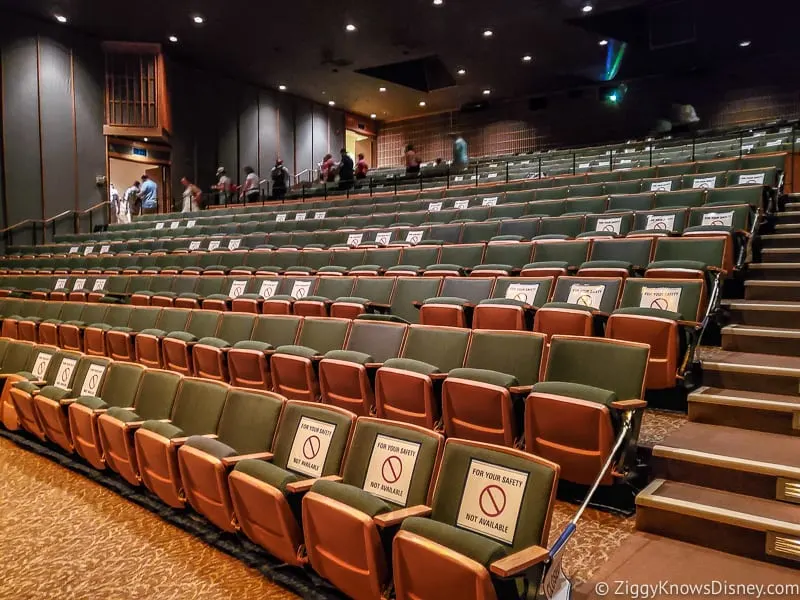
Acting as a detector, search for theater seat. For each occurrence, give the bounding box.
[68,362,146,470]
[525,336,649,486]
[227,315,302,390]
[393,439,559,600]
[302,418,444,600]
[98,369,182,486]
[33,356,112,453]
[134,378,229,506]
[0,340,39,430]
[228,401,356,562]
[177,388,286,531]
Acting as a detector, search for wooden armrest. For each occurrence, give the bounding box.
[26,380,48,387]
[490,545,550,578]
[58,398,78,406]
[429,373,448,381]
[374,505,432,528]
[122,421,147,430]
[371,302,391,310]
[509,385,533,395]
[220,451,274,468]
[610,399,647,411]
[170,433,217,446]
[706,266,724,273]
[677,320,701,329]
[365,362,383,369]
[285,474,343,494]
[591,310,610,318]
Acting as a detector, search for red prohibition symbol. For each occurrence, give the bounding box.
[303,435,321,459]
[381,455,403,483]
[479,485,507,518]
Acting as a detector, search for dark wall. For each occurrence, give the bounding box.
[378,53,800,167]
[0,13,106,234]
[166,59,346,203]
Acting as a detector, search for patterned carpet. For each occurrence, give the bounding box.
[0,406,685,597]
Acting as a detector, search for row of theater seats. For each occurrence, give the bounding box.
[1,235,734,285]
[39,177,768,251]
[0,332,621,599]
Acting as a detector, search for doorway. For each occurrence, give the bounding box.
[346,129,376,170]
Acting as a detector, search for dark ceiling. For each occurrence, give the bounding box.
[1,0,798,121]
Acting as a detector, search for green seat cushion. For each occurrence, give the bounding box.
[523,261,568,270]
[349,266,382,274]
[177,293,202,300]
[197,337,231,349]
[13,381,41,394]
[579,260,633,271]
[139,328,167,337]
[401,517,509,568]
[318,266,349,274]
[105,406,141,422]
[473,263,513,273]
[64,320,86,327]
[234,458,301,494]
[310,479,392,518]
[38,386,73,401]
[274,345,319,359]
[479,297,528,307]
[684,224,734,233]
[165,331,198,342]
[297,296,328,303]
[153,291,178,298]
[232,340,274,352]
[334,296,370,304]
[448,368,518,388]
[424,264,466,274]
[543,301,595,313]
[323,350,373,364]
[613,306,683,321]
[110,326,134,333]
[532,381,616,405]
[76,396,109,410]
[265,295,295,302]
[383,357,440,375]
[98,296,123,304]
[387,265,421,273]
[88,323,114,331]
[140,420,185,439]
[421,297,469,306]
[285,266,314,273]
[184,435,238,459]
[647,260,707,271]
[238,293,265,300]
[205,294,230,301]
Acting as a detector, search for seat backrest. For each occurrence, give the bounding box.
[127,306,162,331]
[654,189,704,209]
[1,341,35,373]
[607,193,653,212]
[313,277,356,301]
[47,350,84,389]
[271,400,357,477]
[400,246,440,269]
[169,378,229,435]
[464,330,544,386]
[215,389,285,453]
[619,278,704,321]
[705,186,764,209]
[103,305,133,328]
[345,320,407,363]
[551,276,623,312]
[532,240,590,265]
[439,245,485,269]
[653,237,725,268]
[492,277,554,306]
[97,362,146,408]
[688,204,750,231]
[134,369,183,419]
[38,301,65,320]
[538,215,584,237]
[152,308,190,333]
[588,238,653,267]
[391,277,443,323]
[429,439,558,551]
[483,243,534,269]
[69,356,113,397]
[460,222,500,244]
[276,277,317,299]
[438,277,494,304]
[296,317,351,353]
[633,209,688,233]
[341,417,444,508]
[545,336,649,400]
[185,310,221,339]
[251,315,302,346]
[194,277,226,296]
[57,302,85,322]
[401,325,470,371]
[214,313,256,343]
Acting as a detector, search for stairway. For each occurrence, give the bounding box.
[634,205,800,569]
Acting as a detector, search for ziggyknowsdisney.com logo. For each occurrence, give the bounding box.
[594,580,800,599]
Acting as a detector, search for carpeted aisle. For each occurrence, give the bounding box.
[0,437,298,600]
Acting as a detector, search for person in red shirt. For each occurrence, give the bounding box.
[320,154,336,182]
[355,153,369,179]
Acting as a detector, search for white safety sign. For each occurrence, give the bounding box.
[738,173,765,185]
[428,202,443,212]
[290,281,312,298]
[208,240,221,251]
[505,283,540,304]
[92,279,107,291]
[170,221,180,229]
[645,214,676,231]
[79,364,107,397]
[32,353,53,379]
[258,280,279,298]
[54,358,78,391]
[229,280,248,299]
[482,197,499,207]
[640,287,682,312]
[69,246,80,254]
[83,246,95,256]
[286,416,337,477]
[567,284,606,309]
[456,459,528,545]
[454,200,470,210]
[701,211,734,227]
[186,220,196,228]
[100,245,111,254]
[276,213,287,222]
[363,434,421,506]
[375,232,392,245]
[228,239,242,250]
[295,213,306,221]
[73,278,87,291]
[692,177,717,189]
[406,230,424,245]
[314,211,327,220]
[55,278,68,289]
[155,223,165,230]
[650,181,673,192]
[595,217,622,234]
[347,233,363,247]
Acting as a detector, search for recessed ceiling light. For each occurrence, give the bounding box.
[193,15,204,24]
[457,68,466,75]
[143,137,149,142]
[278,85,287,91]
[739,40,751,47]
[328,100,336,106]
[483,29,493,37]
[168,35,178,43]
[345,23,357,32]
[522,55,532,62]
[379,87,387,92]
[370,113,377,119]
[482,89,491,95]
[599,39,608,46]
[55,14,67,23]
[419,101,427,107]
[582,3,593,13]
[433,0,443,4]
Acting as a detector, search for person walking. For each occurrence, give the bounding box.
[338,148,354,190]
[271,159,290,200]
[212,167,232,205]
[240,166,261,203]
[138,174,158,215]
[355,153,369,179]
[119,181,138,224]
[405,144,420,174]
[452,134,469,170]
[180,177,202,213]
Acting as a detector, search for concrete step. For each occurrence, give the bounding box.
[747,263,800,281]
[688,386,800,436]
[697,346,800,396]
[722,299,800,328]
[760,248,800,263]
[760,233,800,249]
[773,211,800,225]
[744,280,800,301]
[652,422,800,501]
[637,479,800,566]
[577,533,800,600]
[722,324,800,355]
[774,222,800,232]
